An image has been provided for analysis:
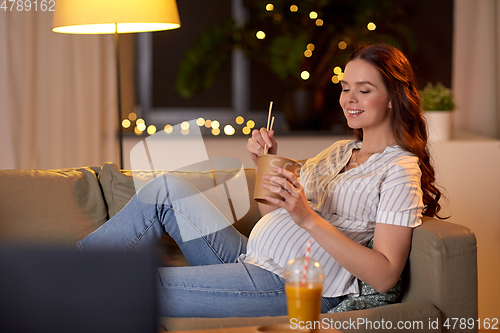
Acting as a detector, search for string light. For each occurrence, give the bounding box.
[334,66,342,75]
[134,126,143,135]
[247,120,255,129]
[224,125,235,135]
[256,31,266,39]
[128,112,137,121]
[367,22,376,30]
[338,41,347,50]
[307,43,315,51]
[197,118,205,126]
[164,124,173,133]
[315,19,323,26]
[211,120,220,129]
[304,50,312,57]
[242,127,251,135]
[309,11,318,19]
[147,125,157,135]
[137,122,146,132]
[181,121,190,130]
[290,5,298,12]
[266,4,274,11]
[122,119,131,128]
[301,71,310,80]
[236,116,244,125]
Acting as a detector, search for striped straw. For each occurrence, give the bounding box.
[301,239,312,285]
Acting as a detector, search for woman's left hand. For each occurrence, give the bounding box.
[262,167,317,229]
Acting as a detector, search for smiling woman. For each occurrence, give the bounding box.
[77,43,447,319]
[344,44,444,219]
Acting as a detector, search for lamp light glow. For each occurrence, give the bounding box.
[52,0,181,34]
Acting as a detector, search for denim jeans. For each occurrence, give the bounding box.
[78,174,340,317]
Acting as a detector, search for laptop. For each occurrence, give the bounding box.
[0,244,159,333]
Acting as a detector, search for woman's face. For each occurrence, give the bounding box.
[339,59,393,133]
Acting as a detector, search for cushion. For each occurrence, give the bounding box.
[0,167,108,245]
[328,238,404,313]
[98,162,261,237]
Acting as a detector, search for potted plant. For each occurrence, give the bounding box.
[419,82,456,141]
[175,0,416,131]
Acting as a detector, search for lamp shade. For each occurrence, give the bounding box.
[52,0,181,34]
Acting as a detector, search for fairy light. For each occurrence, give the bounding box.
[332,76,340,84]
[290,5,298,12]
[304,50,312,57]
[338,41,347,50]
[367,22,376,31]
[197,118,205,126]
[181,121,190,130]
[134,126,143,135]
[212,128,220,136]
[181,129,190,135]
[236,116,244,125]
[247,120,255,129]
[256,31,266,39]
[205,119,212,128]
[211,120,220,129]
[224,125,235,135]
[266,3,274,11]
[147,125,157,135]
[242,127,251,135]
[301,71,310,80]
[128,112,137,121]
[164,124,173,133]
[334,66,342,75]
[315,19,323,26]
[307,43,315,51]
[137,122,146,132]
[122,119,131,128]
[309,11,318,19]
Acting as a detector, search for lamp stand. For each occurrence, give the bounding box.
[114,24,124,169]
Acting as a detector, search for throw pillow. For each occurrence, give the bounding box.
[327,238,404,313]
[97,162,261,237]
[0,167,108,245]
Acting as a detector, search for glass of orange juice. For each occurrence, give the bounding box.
[283,257,324,331]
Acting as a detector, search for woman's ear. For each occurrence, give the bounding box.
[388,101,392,109]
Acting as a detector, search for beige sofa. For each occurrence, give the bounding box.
[0,162,478,332]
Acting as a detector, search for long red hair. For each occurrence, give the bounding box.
[347,43,445,218]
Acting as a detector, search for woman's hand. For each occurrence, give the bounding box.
[261,167,317,228]
[246,128,278,167]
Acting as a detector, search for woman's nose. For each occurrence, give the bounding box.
[346,92,357,103]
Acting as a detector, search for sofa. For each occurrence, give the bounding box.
[0,161,478,332]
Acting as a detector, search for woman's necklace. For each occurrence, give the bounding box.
[353,142,397,162]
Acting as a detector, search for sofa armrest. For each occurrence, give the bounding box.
[402,218,478,332]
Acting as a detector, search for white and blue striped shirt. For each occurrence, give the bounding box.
[242,140,423,297]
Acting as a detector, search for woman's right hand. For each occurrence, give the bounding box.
[246,128,278,166]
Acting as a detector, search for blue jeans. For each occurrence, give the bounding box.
[78,174,341,317]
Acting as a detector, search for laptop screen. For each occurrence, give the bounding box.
[0,244,159,333]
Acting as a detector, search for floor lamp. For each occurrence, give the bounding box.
[52,0,181,169]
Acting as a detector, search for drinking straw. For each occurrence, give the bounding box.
[264,101,273,154]
[302,239,312,285]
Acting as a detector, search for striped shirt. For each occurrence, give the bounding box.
[242,139,424,297]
